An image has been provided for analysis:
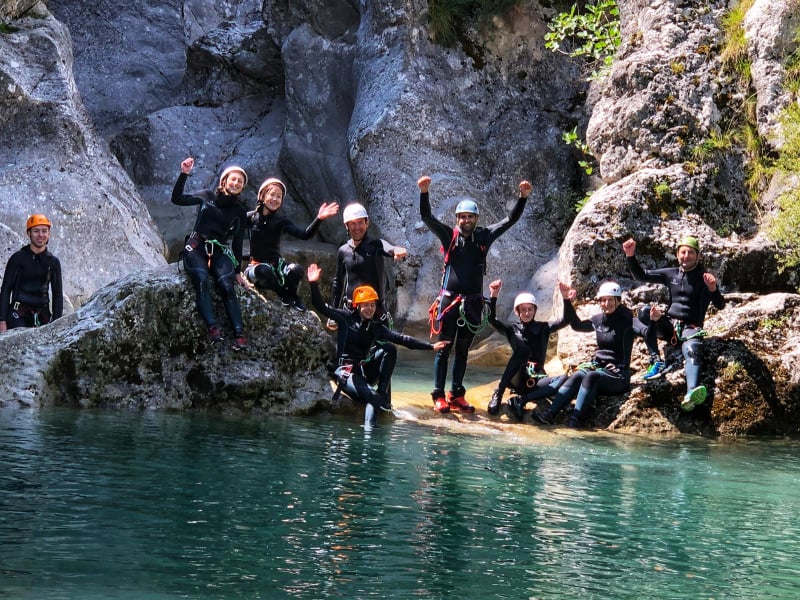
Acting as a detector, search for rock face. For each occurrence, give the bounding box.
[0,3,167,311]
[0,264,336,413]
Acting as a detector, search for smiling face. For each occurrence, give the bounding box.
[598,296,620,314]
[456,213,477,235]
[515,303,537,323]
[222,170,246,195]
[27,225,50,252]
[259,184,284,213]
[345,217,368,243]
[357,301,377,320]
[676,245,699,271]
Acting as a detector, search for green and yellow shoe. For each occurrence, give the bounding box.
[680,385,707,411]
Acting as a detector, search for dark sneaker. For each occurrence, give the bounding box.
[291,299,307,312]
[509,395,525,421]
[448,391,475,413]
[231,335,248,351]
[280,296,292,307]
[207,326,224,343]
[567,412,581,428]
[433,396,450,413]
[487,388,502,415]
[680,385,707,411]
[532,409,553,425]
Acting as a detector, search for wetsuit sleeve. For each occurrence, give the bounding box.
[310,281,350,325]
[547,297,578,332]
[0,254,22,321]
[378,239,401,258]
[485,194,527,245]
[378,325,434,351]
[231,207,246,271]
[420,192,455,246]
[488,296,512,334]
[710,283,725,310]
[330,247,346,308]
[171,173,202,206]
[49,256,63,320]
[626,255,671,286]
[570,317,595,333]
[283,217,322,240]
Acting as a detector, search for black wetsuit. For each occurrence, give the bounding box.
[310,281,433,425]
[0,245,63,329]
[246,209,321,303]
[420,190,527,398]
[627,255,725,391]
[547,305,634,426]
[172,172,248,335]
[331,235,401,318]
[489,296,577,403]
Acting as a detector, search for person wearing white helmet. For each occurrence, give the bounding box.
[485,279,578,420]
[623,236,725,411]
[0,214,63,332]
[533,280,634,428]
[328,202,407,330]
[172,156,250,351]
[245,177,338,311]
[418,174,531,414]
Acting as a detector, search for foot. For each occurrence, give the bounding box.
[643,359,668,381]
[487,388,502,415]
[207,326,224,343]
[448,390,475,413]
[433,396,450,414]
[231,335,248,351]
[291,299,307,312]
[680,385,707,411]
[532,409,553,425]
[509,395,525,421]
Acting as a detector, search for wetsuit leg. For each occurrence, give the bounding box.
[572,370,629,426]
[210,253,244,336]
[682,336,703,391]
[450,323,475,393]
[520,374,568,403]
[433,310,458,396]
[183,249,216,326]
[635,306,662,360]
[372,343,397,406]
[343,371,383,426]
[284,263,304,300]
[248,263,282,295]
[547,371,585,418]
[500,341,531,392]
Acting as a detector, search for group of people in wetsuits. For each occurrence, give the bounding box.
[1,159,725,430]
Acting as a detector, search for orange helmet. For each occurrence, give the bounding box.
[352,285,379,306]
[26,214,52,231]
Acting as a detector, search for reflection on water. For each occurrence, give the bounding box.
[1,408,800,599]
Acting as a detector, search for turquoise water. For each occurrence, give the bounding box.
[2,407,800,599]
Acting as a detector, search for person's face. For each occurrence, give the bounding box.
[28,225,50,250]
[598,296,619,314]
[456,212,477,235]
[358,301,376,320]
[223,171,246,195]
[677,246,699,271]
[516,303,537,323]
[260,184,284,212]
[346,218,368,242]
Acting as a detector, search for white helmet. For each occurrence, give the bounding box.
[343,203,369,224]
[258,177,286,199]
[513,292,537,310]
[596,281,622,298]
[219,165,247,187]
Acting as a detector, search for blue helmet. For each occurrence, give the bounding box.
[455,200,479,216]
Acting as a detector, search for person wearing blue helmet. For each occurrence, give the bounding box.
[418,174,530,414]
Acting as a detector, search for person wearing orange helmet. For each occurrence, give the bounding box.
[245,177,338,311]
[172,157,250,351]
[0,214,63,332]
[307,263,449,427]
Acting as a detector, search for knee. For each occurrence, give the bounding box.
[684,340,703,364]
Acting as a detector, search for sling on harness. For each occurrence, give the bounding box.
[670,321,708,346]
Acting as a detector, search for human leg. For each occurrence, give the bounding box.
[680,336,707,410]
[183,249,220,339]
[532,371,584,424]
[447,323,476,412]
[489,342,530,415]
[366,343,397,409]
[211,254,245,348]
[342,370,384,426]
[569,370,629,427]
[431,311,457,412]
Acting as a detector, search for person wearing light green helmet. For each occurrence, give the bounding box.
[623,234,725,411]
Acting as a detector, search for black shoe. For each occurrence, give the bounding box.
[292,299,307,312]
[487,388,502,415]
[509,395,525,421]
[532,409,553,425]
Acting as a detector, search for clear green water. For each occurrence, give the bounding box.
[2,407,800,599]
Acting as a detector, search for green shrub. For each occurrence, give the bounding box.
[428,0,521,47]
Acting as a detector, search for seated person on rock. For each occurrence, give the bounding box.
[486,278,578,420]
[533,281,634,428]
[623,235,725,411]
[307,263,449,427]
[245,177,338,311]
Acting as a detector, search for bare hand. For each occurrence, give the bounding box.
[180,157,194,175]
[558,281,576,300]
[622,238,636,257]
[650,305,664,321]
[318,202,340,220]
[703,272,717,292]
[235,272,247,287]
[432,340,450,352]
[0,321,6,333]
[326,318,338,331]
[393,247,407,261]
[307,263,322,283]
[417,175,431,193]
[519,180,532,199]
[489,279,502,298]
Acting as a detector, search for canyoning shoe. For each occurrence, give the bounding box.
[532,409,553,425]
[207,326,224,343]
[291,299,307,312]
[681,385,707,411]
[643,360,668,381]
[567,411,582,428]
[448,391,475,413]
[509,395,525,422]
[487,389,502,415]
[433,396,450,413]
[231,335,248,351]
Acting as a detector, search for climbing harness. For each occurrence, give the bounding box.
[670,321,707,346]
[427,293,489,337]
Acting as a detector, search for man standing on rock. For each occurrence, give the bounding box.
[0,214,63,332]
[418,175,530,413]
[623,235,725,411]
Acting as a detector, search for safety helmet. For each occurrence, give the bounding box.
[26,214,52,231]
[258,177,286,200]
[596,281,622,298]
[513,292,537,311]
[454,199,479,216]
[677,235,700,253]
[219,165,248,188]
[343,203,369,224]
[352,285,379,306]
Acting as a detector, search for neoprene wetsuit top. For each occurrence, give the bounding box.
[249,210,321,266]
[0,246,63,320]
[572,305,635,372]
[330,235,401,308]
